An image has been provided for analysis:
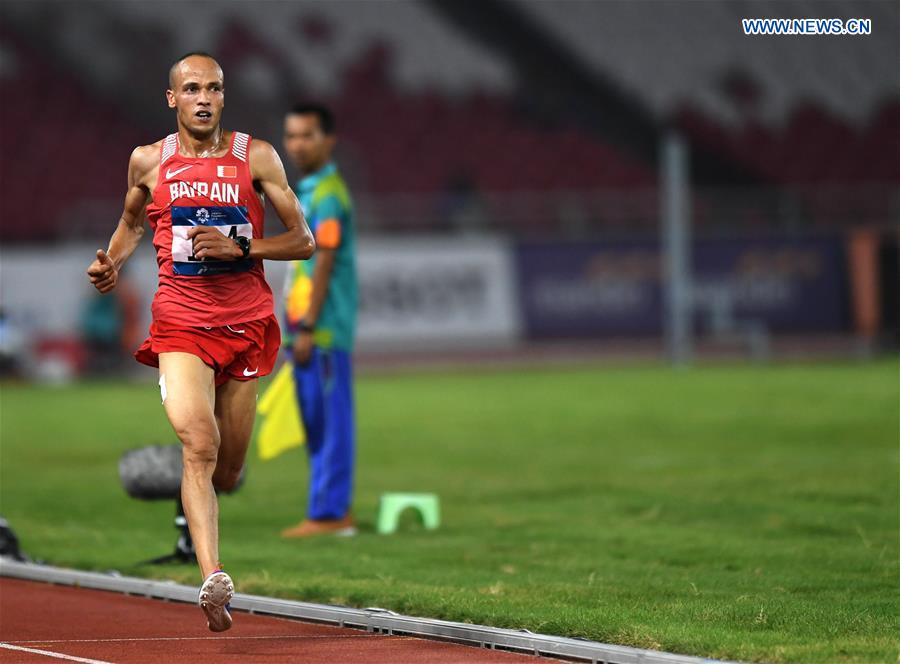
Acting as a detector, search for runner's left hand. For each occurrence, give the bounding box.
[188,226,243,261]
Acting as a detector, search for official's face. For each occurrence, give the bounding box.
[283,113,334,174]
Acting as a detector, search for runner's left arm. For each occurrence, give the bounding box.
[192,139,316,262]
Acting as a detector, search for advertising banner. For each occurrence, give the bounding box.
[356,237,522,348]
[516,235,848,338]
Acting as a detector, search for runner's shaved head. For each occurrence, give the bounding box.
[169,51,223,89]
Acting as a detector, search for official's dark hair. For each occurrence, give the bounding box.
[169,51,220,87]
[289,103,335,134]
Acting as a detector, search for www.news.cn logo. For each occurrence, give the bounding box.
[742,18,871,36]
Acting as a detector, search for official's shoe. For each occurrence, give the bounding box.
[281,515,357,538]
[198,570,234,632]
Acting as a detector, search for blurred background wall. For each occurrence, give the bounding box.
[0,0,897,380]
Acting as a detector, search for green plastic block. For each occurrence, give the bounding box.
[376,492,441,534]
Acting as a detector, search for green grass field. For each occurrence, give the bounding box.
[1,360,897,663]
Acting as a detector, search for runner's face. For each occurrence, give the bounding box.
[167,57,224,137]
[283,114,334,174]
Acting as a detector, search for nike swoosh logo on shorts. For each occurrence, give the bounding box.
[243,368,259,376]
[166,164,194,179]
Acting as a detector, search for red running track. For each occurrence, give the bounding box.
[0,579,555,663]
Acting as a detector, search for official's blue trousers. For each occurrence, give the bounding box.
[291,347,355,520]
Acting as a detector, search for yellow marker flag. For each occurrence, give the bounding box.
[256,363,305,460]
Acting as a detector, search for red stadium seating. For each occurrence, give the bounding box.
[1,1,896,242]
[0,31,148,242]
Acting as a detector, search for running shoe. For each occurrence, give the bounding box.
[198,570,234,632]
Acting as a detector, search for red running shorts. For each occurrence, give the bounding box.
[135,314,280,387]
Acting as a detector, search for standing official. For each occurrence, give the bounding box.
[281,104,359,538]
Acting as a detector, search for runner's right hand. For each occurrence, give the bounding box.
[87,249,118,294]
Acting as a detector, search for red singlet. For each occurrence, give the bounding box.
[144,131,273,327]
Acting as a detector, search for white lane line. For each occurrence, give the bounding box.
[0,642,112,664]
[9,634,402,644]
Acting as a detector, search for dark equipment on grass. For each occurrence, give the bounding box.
[118,444,244,565]
[0,516,29,562]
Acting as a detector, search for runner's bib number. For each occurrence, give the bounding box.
[171,206,254,276]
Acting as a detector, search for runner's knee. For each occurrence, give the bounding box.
[179,426,220,471]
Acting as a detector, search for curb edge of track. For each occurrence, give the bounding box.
[0,559,737,664]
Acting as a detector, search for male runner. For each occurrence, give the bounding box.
[280,104,358,538]
[86,53,315,632]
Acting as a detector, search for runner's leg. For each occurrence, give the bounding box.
[158,352,220,579]
[212,377,257,492]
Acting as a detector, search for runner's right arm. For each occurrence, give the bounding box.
[87,145,155,294]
